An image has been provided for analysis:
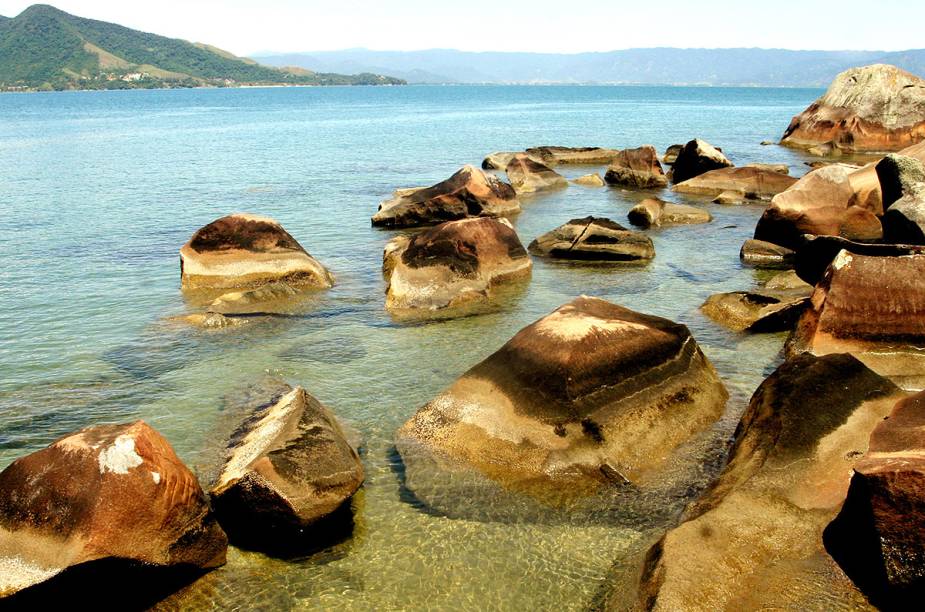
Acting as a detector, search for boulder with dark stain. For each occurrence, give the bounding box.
[633,354,904,611]
[781,64,925,152]
[382,217,532,318]
[700,285,810,333]
[210,385,363,549]
[180,213,334,290]
[627,198,711,228]
[505,153,568,194]
[875,153,925,208]
[825,390,925,605]
[753,163,883,250]
[740,239,796,269]
[529,217,655,261]
[372,165,521,228]
[672,166,796,200]
[663,144,683,164]
[0,421,227,599]
[524,146,621,165]
[668,139,733,184]
[396,296,728,508]
[604,146,668,188]
[793,234,925,285]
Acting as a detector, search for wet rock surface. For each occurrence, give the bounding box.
[604,146,668,189]
[505,153,568,194]
[668,139,733,184]
[627,198,711,228]
[672,166,796,200]
[529,217,655,262]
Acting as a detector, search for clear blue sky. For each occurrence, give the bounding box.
[2,0,922,56]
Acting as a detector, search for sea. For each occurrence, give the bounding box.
[0,84,830,609]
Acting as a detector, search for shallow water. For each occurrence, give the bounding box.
[1,85,824,609]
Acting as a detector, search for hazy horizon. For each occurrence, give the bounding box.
[1,0,923,57]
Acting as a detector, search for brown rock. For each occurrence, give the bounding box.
[673,166,796,200]
[0,422,227,598]
[571,173,605,187]
[663,144,683,164]
[753,163,883,250]
[825,391,925,604]
[210,385,363,548]
[179,214,334,291]
[383,217,532,318]
[524,146,621,165]
[739,239,795,269]
[781,64,925,152]
[372,165,521,228]
[669,139,734,184]
[745,163,790,175]
[604,146,668,188]
[529,217,655,261]
[793,234,925,285]
[482,151,524,170]
[712,190,745,205]
[207,281,303,315]
[627,198,711,228]
[505,153,568,194]
[175,312,248,329]
[396,296,728,506]
[700,290,809,333]
[634,354,903,611]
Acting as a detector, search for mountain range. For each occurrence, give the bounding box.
[0,5,405,91]
[254,47,925,86]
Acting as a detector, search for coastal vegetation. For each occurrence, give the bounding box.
[0,4,404,91]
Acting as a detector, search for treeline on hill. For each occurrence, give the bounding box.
[0,5,404,91]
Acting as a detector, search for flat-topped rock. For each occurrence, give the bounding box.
[744,163,789,175]
[826,390,925,604]
[524,146,621,165]
[383,217,532,318]
[781,64,925,152]
[572,173,605,187]
[528,217,654,261]
[701,290,809,333]
[0,422,227,598]
[634,354,903,611]
[740,238,796,268]
[372,165,521,228]
[627,198,711,228]
[396,296,728,506]
[505,153,568,193]
[669,139,733,184]
[210,385,363,548]
[603,146,668,188]
[753,163,883,250]
[673,166,796,200]
[179,214,334,291]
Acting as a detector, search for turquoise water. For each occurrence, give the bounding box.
[1,85,822,609]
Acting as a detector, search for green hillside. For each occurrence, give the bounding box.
[0,5,404,91]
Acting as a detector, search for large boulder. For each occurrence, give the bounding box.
[753,163,883,250]
[210,385,363,548]
[383,217,532,318]
[505,153,568,193]
[883,190,925,244]
[634,354,904,611]
[528,217,655,261]
[179,214,334,290]
[781,64,925,152]
[0,422,227,598]
[788,250,925,388]
[371,165,521,228]
[825,390,925,604]
[672,167,796,200]
[396,296,729,507]
[793,234,925,285]
[524,146,620,165]
[875,153,925,208]
[668,139,733,184]
[603,146,668,188]
[627,198,711,228]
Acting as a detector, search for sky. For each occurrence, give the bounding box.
[1,0,923,56]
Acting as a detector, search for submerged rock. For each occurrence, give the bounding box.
[603,146,668,188]
[572,173,605,187]
[505,153,568,193]
[0,422,227,598]
[371,165,521,228]
[672,166,796,200]
[627,198,711,228]
[179,213,334,291]
[383,217,532,318]
[528,217,655,261]
[210,385,363,548]
[176,312,248,329]
[525,146,621,165]
[700,290,809,333]
[208,281,302,315]
[396,296,728,506]
[753,163,883,250]
[712,190,745,205]
[634,354,903,611]
[825,390,925,604]
[781,64,925,152]
[740,239,796,269]
[669,139,733,184]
